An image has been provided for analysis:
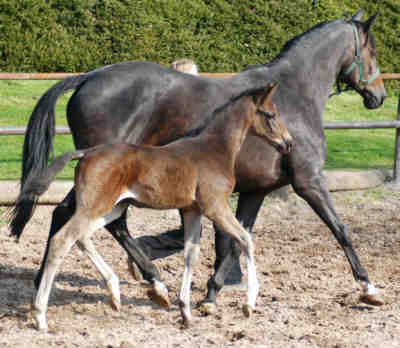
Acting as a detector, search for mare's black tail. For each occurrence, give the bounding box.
[21,74,88,188]
[8,150,86,240]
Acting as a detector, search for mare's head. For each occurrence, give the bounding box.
[341,10,386,109]
[250,83,293,154]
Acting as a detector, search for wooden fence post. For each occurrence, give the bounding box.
[393,95,400,183]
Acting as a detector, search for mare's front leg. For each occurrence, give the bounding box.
[202,191,266,313]
[292,172,383,305]
[179,209,202,327]
[104,211,170,308]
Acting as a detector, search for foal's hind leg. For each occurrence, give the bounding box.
[33,212,89,330]
[77,237,121,311]
[35,189,76,290]
[179,209,202,326]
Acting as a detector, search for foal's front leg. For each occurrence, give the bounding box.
[206,199,259,318]
[203,190,266,312]
[179,209,202,327]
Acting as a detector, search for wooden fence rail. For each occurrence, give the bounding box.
[0,72,399,80]
[1,73,400,181]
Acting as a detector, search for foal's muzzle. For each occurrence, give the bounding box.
[275,135,294,154]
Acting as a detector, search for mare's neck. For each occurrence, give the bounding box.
[268,20,353,108]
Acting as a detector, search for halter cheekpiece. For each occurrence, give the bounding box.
[343,22,380,86]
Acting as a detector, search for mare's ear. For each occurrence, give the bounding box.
[363,13,378,33]
[352,9,364,21]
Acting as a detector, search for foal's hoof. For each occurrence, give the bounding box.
[242,304,254,318]
[147,281,170,308]
[199,301,217,315]
[128,260,144,282]
[360,293,384,306]
[110,296,121,312]
[33,312,48,331]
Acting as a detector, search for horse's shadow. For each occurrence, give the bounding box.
[0,263,171,319]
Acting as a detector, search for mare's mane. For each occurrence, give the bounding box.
[275,18,376,62]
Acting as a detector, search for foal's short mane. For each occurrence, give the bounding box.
[181,84,272,140]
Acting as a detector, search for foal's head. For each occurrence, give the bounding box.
[250,83,293,154]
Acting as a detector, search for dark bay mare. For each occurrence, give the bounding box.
[10,10,386,313]
[14,84,292,330]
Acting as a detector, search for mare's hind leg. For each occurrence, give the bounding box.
[121,209,185,282]
[204,199,259,318]
[292,174,383,306]
[35,188,76,290]
[105,212,162,283]
[179,209,202,326]
[76,237,121,311]
[105,211,170,308]
[33,212,90,330]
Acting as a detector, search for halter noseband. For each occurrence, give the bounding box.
[343,23,380,87]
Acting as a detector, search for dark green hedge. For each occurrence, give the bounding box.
[0,1,398,83]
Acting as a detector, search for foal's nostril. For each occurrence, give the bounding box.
[284,137,294,154]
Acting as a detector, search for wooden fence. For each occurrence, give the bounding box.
[1,72,400,181]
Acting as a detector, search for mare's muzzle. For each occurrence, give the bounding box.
[361,84,387,109]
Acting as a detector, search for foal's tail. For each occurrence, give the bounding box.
[8,150,86,240]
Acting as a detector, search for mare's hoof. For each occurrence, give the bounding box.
[147,288,170,308]
[222,281,247,292]
[181,319,191,329]
[360,293,384,306]
[242,304,253,318]
[128,260,144,282]
[199,301,217,315]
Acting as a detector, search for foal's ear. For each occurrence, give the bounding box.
[263,82,278,103]
[352,9,364,21]
[254,82,278,106]
[363,13,378,33]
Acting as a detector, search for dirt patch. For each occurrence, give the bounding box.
[1,185,400,347]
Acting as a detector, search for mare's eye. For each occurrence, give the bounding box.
[258,110,275,119]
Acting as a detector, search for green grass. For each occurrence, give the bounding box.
[0,80,76,179]
[324,91,399,170]
[0,81,399,180]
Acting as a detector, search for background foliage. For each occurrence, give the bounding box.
[0,0,398,77]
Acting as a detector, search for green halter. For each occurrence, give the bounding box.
[343,23,380,86]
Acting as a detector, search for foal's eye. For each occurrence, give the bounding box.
[258,110,275,120]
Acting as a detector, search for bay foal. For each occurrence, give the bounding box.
[14,83,292,330]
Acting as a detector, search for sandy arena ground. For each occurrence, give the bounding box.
[1,185,400,348]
